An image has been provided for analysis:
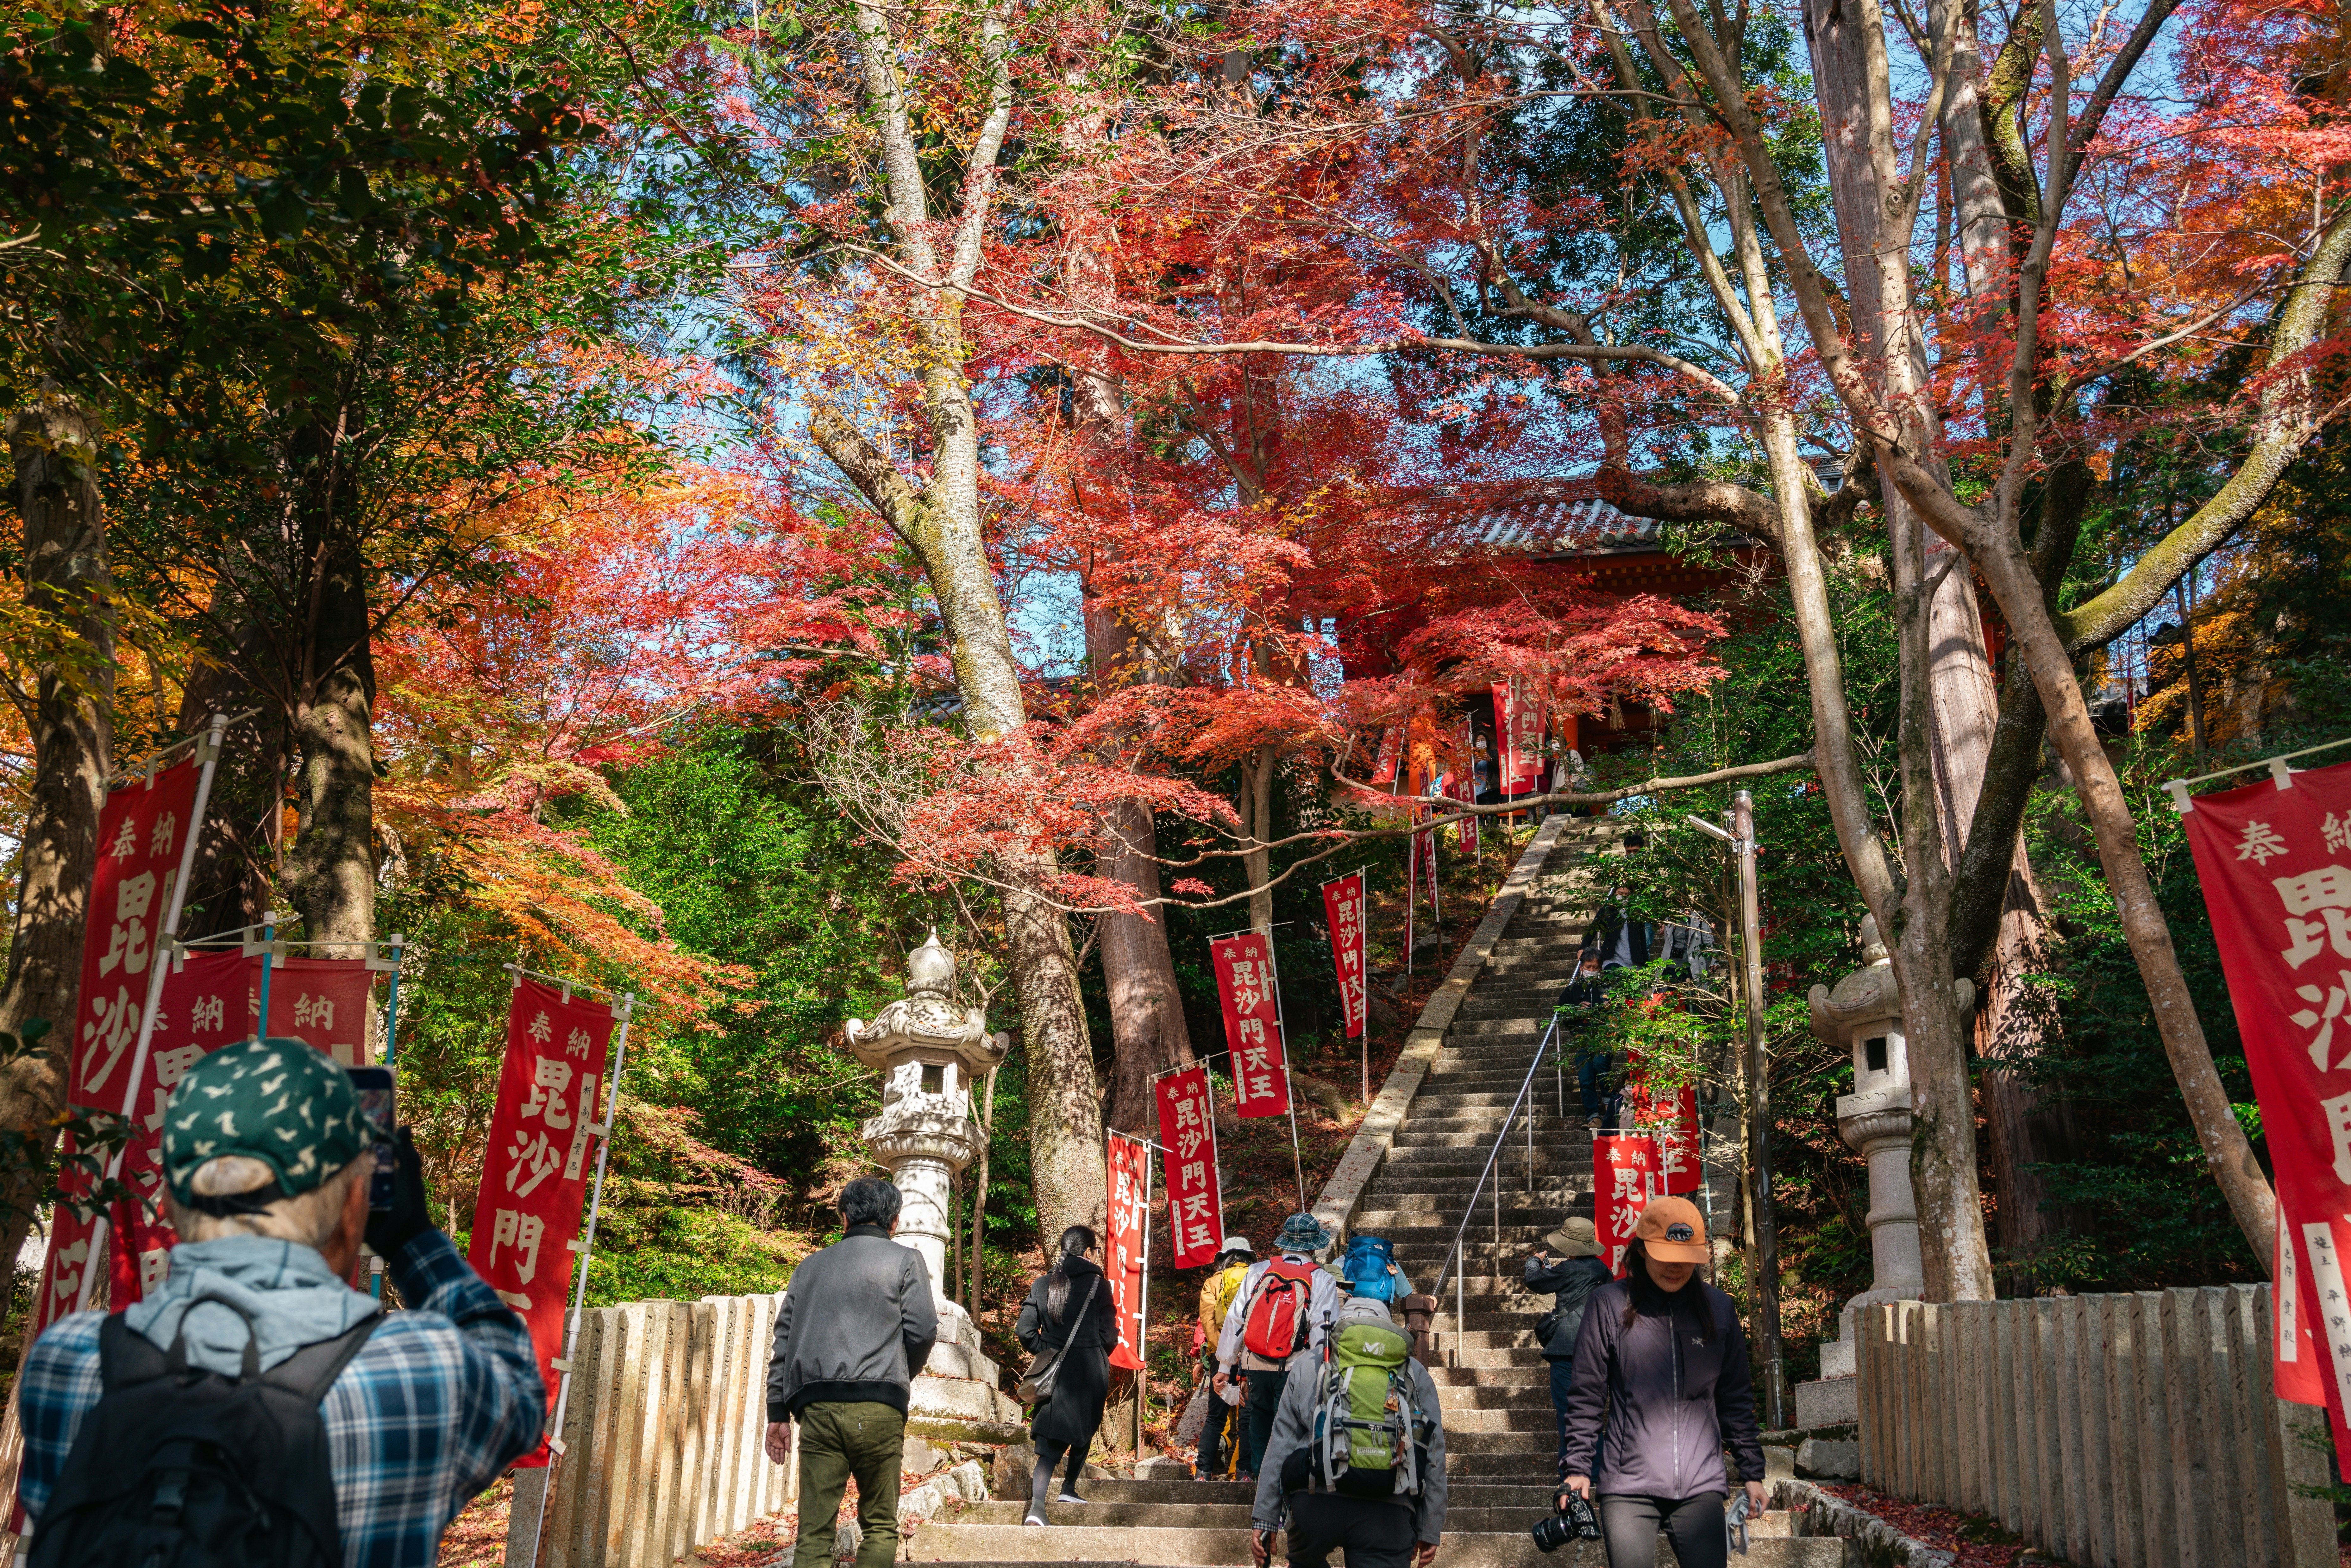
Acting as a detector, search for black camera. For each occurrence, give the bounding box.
[1531,1492,1602,1552]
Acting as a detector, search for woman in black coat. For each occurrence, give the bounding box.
[1015,1225,1121,1525]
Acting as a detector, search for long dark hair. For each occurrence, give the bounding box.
[1045,1225,1099,1323]
[1618,1241,1687,1330]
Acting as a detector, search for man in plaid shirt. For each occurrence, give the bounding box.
[17,1038,543,1567]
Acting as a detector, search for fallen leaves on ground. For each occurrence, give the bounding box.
[1811,1483,2051,1568]
[436,1477,512,1566]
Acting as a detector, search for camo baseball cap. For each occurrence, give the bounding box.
[163,1038,379,1205]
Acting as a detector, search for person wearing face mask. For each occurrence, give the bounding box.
[1558,1199,1765,1568]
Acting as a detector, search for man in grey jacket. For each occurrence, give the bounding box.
[1251,1297,1447,1568]
[765,1177,939,1568]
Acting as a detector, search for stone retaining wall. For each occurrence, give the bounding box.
[1855,1289,2333,1568]
[507,1295,793,1568]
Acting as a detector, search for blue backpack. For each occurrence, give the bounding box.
[1340,1235,1401,1302]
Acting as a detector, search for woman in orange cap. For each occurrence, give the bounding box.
[1555,1197,1765,1568]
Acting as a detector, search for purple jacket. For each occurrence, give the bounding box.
[1559,1278,1764,1500]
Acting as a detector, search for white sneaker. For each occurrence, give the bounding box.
[1056,1493,1086,1504]
[1024,1513,1047,1527]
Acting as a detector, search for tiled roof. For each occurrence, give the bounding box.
[1458,487,1666,556]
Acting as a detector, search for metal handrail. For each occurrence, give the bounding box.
[1426,1013,1562,1364]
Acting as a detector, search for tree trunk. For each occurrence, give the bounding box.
[1098,799,1196,1134]
[1239,745,1276,931]
[1964,528,2278,1258]
[172,605,286,942]
[804,390,1108,1243]
[1073,368,1198,1138]
[0,392,117,1325]
[283,533,377,956]
[1801,0,1996,1301]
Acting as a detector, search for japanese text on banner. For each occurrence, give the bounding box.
[1211,934,1290,1118]
[29,760,202,1344]
[71,761,201,1109]
[1106,1133,1149,1371]
[1321,874,1367,1040]
[1625,1058,1701,1195]
[1155,1069,1224,1269]
[2179,759,2351,1467]
[110,950,254,1305]
[465,978,618,1465]
[251,957,378,1068]
[1594,1135,1666,1276]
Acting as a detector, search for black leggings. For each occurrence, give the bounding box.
[1028,1436,1090,1514]
[1598,1492,1726,1568]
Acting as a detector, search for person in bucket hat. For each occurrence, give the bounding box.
[1558,1198,1764,1568]
[1524,1217,1609,1477]
[1214,1214,1340,1482]
[17,1039,546,1567]
[1194,1236,1257,1480]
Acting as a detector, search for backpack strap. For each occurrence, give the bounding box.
[158,1291,266,1380]
[264,1313,385,1404]
[96,1313,172,1393]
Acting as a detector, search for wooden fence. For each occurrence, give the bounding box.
[506,1295,794,1568]
[1855,1288,2334,1568]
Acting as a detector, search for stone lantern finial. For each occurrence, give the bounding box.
[906,927,956,997]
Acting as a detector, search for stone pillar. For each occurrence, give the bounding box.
[1792,915,1969,1429]
[842,931,1026,1441]
[867,1109,977,1314]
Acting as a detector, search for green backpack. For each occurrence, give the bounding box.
[1304,1320,1432,1499]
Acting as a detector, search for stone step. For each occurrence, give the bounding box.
[1047,1481,1572,1506]
[1364,1178,1589,1204]
[1445,1018,1548,1038]
[905,1522,1836,1566]
[1377,1152,1592,1176]
[1421,1064,1582,1085]
[1355,1206,1565,1231]
[956,1502,1593,1533]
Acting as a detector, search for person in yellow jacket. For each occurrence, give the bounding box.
[1193,1237,1255,1480]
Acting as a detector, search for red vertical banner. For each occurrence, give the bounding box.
[1212,933,1290,1117]
[467,978,620,1464]
[70,761,202,1114]
[1322,873,1367,1040]
[109,950,255,1304]
[1490,681,1517,787]
[1371,724,1402,785]
[1156,1069,1224,1270]
[253,956,378,1066]
[28,760,202,1345]
[1106,1132,1149,1370]
[1594,1135,1665,1276]
[1510,680,1544,793]
[1625,1055,1702,1195]
[2179,758,2351,1458]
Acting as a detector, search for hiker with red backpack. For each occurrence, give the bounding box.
[1214,1212,1342,1483]
[16,1039,544,1568]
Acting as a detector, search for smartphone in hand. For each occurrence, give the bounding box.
[346,1066,397,1211]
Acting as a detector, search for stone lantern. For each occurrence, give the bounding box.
[1790,915,1975,1430]
[842,931,1024,1439]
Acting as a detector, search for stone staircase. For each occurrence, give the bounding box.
[906,822,1840,1567]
